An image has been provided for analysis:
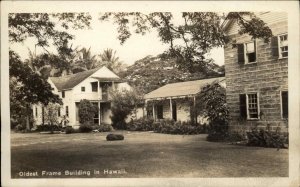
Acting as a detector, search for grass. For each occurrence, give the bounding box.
[11,131,288,178]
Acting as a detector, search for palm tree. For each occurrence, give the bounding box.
[99,48,124,73]
[76,47,100,70]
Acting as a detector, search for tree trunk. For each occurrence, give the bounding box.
[26,104,31,130]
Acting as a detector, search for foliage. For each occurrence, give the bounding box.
[98,124,114,132]
[246,126,288,149]
[127,117,155,131]
[110,89,144,129]
[44,103,61,126]
[65,126,76,134]
[99,48,125,73]
[36,124,61,132]
[127,118,207,135]
[78,99,98,124]
[9,51,62,130]
[15,124,26,132]
[100,12,272,73]
[79,122,94,133]
[9,13,91,51]
[76,47,101,70]
[106,134,124,141]
[119,55,224,94]
[153,119,206,135]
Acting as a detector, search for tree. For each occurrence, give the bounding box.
[99,12,272,73]
[110,89,144,129]
[194,82,229,141]
[99,48,124,73]
[44,103,61,126]
[76,47,101,70]
[78,99,98,124]
[9,51,62,130]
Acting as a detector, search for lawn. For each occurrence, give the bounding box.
[11,131,288,178]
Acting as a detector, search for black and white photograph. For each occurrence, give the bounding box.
[1,1,299,187]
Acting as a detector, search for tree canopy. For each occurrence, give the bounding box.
[100,12,272,72]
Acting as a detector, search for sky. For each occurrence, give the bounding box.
[10,12,224,66]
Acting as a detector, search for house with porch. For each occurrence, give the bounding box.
[145,77,225,124]
[222,12,288,132]
[33,66,131,128]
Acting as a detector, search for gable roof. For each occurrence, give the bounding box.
[49,66,121,91]
[145,77,225,100]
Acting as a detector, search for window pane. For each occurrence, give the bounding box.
[246,42,255,53]
[247,94,258,119]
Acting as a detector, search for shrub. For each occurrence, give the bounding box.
[65,126,75,134]
[36,124,61,132]
[15,124,26,131]
[98,124,114,132]
[106,134,124,141]
[78,99,98,124]
[79,122,93,133]
[126,117,154,131]
[246,128,287,149]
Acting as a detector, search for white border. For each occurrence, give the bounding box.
[1,1,299,187]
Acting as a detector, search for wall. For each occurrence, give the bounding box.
[224,12,288,132]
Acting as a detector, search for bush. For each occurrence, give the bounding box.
[98,123,114,132]
[126,117,154,131]
[15,124,26,131]
[36,124,61,132]
[78,99,98,124]
[65,126,75,134]
[79,122,93,133]
[246,128,287,149]
[106,134,124,141]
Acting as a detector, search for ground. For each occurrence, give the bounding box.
[11,131,288,178]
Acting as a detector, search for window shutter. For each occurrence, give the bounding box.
[271,36,279,58]
[239,94,247,119]
[237,44,245,64]
[282,91,288,118]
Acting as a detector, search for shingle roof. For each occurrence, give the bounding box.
[50,68,101,91]
[145,77,225,100]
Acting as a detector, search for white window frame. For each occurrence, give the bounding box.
[278,33,288,59]
[243,40,257,64]
[246,93,260,120]
[280,90,288,119]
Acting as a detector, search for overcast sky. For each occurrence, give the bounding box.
[10,12,224,66]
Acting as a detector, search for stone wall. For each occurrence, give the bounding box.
[224,13,288,132]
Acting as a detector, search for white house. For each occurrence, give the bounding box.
[33,66,131,128]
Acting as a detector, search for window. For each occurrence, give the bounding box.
[279,34,288,58]
[245,42,256,63]
[62,91,65,98]
[281,91,288,118]
[156,105,163,119]
[81,87,85,92]
[237,41,257,64]
[66,106,69,117]
[239,93,259,120]
[35,107,38,117]
[58,108,61,117]
[91,82,98,92]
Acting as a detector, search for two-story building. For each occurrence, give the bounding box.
[223,12,288,132]
[33,66,131,128]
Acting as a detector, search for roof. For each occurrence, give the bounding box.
[50,67,120,91]
[145,77,225,100]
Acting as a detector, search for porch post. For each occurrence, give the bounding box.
[98,101,101,125]
[193,96,197,124]
[152,103,155,121]
[169,98,173,120]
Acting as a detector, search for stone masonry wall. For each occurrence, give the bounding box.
[225,18,288,132]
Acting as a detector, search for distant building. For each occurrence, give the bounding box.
[33,66,131,128]
[145,77,225,123]
[222,12,288,131]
